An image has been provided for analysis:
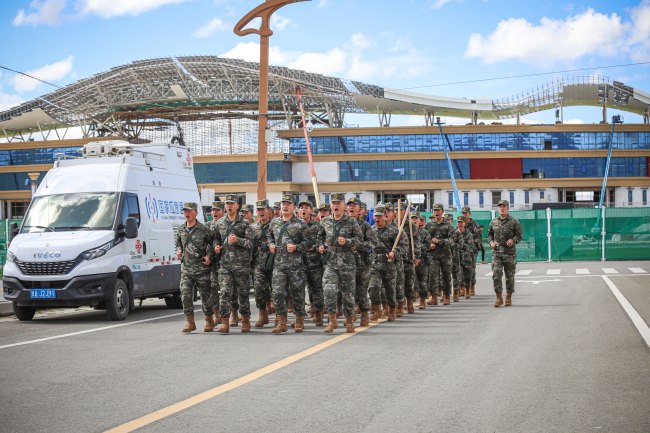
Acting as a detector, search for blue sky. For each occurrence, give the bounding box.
[1,0,649,126]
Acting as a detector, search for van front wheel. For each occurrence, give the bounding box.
[106,279,129,321]
[13,302,36,321]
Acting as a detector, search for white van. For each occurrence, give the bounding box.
[2,140,203,321]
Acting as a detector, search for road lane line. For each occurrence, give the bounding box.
[515,269,533,276]
[0,312,186,350]
[576,269,590,275]
[602,268,618,274]
[602,276,650,349]
[104,319,385,433]
[629,267,647,274]
[546,269,561,275]
[485,272,493,277]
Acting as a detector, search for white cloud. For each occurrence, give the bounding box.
[316,0,330,8]
[12,56,74,93]
[270,13,291,31]
[350,33,372,50]
[431,0,454,9]
[0,92,24,111]
[464,8,628,65]
[221,42,289,65]
[628,0,650,61]
[13,0,66,26]
[79,0,190,18]
[289,48,350,76]
[192,17,228,38]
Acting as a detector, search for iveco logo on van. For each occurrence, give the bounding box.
[34,251,62,259]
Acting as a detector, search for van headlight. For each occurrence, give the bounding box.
[82,240,115,260]
[6,251,16,262]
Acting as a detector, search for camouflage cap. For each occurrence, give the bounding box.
[374,204,386,216]
[461,206,471,213]
[241,204,254,213]
[318,203,330,212]
[419,214,426,221]
[281,193,294,204]
[498,199,510,207]
[256,199,269,209]
[360,202,367,209]
[273,201,281,209]
[385,202,394,211]
[411,210,420,218]
[433,203,444,211]
[211,201,224,210]
[457,215,467,222]
[182,202,198,211]
[347,197,362,205]
[396,202,408,211]
[299,199,313,208]
[224,194,237,204]
[330,192,345,202]
[444,213,453,219]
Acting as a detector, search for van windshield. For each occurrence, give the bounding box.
[21,193,119,233]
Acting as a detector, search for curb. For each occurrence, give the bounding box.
[0,301,13,317]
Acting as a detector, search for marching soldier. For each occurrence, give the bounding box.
[273,202,281,218]
[317,202,331,221]
[206,201,224,325]
[400,204,421,313]
[456,215,476,299]
[299,199,325,326]
[214,194,255,333]
[462,206,483,296]
[319,193,363,333]
[424,203,455,305]
[445,213,462,301]
[488,200,522,307]
[268,194,309,333]
[251,199,273,328]
[412,212,431,309]
[175,202,214,333]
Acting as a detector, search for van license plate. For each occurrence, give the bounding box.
[30,289,56,299]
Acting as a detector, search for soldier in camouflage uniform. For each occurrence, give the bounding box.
[268,194,309,333]
[445,213,462,301]
[488,200,522,307]
[273,202,281,219]
[175,202,214,333]
[462,206,483,296]
[319,193,363,333]
[206,201,224,324]
[392,203,407,317]
[347,197,379,326]
[251,199,273,328]
[368,203,402,321]
[317,203,331,222]
[412,212,431,309]
[400,203,421,313]
[424,203,455,305]
[455,215,476,299]
[299,199,325,326]
[213,194,256,333]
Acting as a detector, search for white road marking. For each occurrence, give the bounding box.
[516,279,562,285]
[602,276,650,349]
[629,268,647,274]
[576,269,590,275]
[546,269,561,275]
[516,269,533,276]
[602,268,618,274]
[485,272,493,277]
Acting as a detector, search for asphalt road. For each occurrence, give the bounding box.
[1,261,649,433]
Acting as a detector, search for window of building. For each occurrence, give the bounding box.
[509,191,515,205]
[628,189,633,205]
[540,190,545,200]
[479,191,484,208]
[324,193,330,205]
[643,189,648,206]
[463,192,469,206]
[492,192,501,207]
[525,191,530,204]
[448,192,454,208]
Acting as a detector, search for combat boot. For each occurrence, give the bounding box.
[427,293,437,305]
[505,292,512,306]
[203,314,215,332]
[230,310,239,327]
[336,304,343,318]
[369,305,381,322]
[271,314,287,333]
[314,310,324,326]
[213,307,220,323]
[494,292,503,308]
[465,287,471,299]
[360,310,370,327]
[443,293,451,305]
[255,309,269,328]
[344,316,355,333]
[407,299,415,314]
[388,306,396,322]
[241,315,251,333]
[217,315,230,333]
[267,300,275,314]
[382,303,389,318]
[459,287,465,297]
[396,302,404,317]
[470,284,476,296]
[419,296,427,310]
[324,313,338,333]
[453,289,459,302]
[294,315,304,333]
[182,313,196,333]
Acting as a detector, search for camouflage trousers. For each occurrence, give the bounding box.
[403,261,417,302]
[459,261,473,288]
[323,263,356,316]
[492,253,517,293]
[271,265,307,317]
[354,264,371,312]
[415,263,429,299]
[428,254,453,295]
[210,266,220,311]
[218,267,251,317]
[452,252,461,290]
[180,269,211,316]
[305,263,324,312]
[369,266,397,308]
[395,259,405,303]
[470,253,477,286]
[253,266,272,310]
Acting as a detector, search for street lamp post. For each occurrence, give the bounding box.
[234,0,309,200]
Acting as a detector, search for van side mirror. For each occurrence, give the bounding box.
[124,217,138,239]
[9,222,19,240]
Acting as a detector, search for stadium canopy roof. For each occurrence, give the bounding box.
[1,55,649,134]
